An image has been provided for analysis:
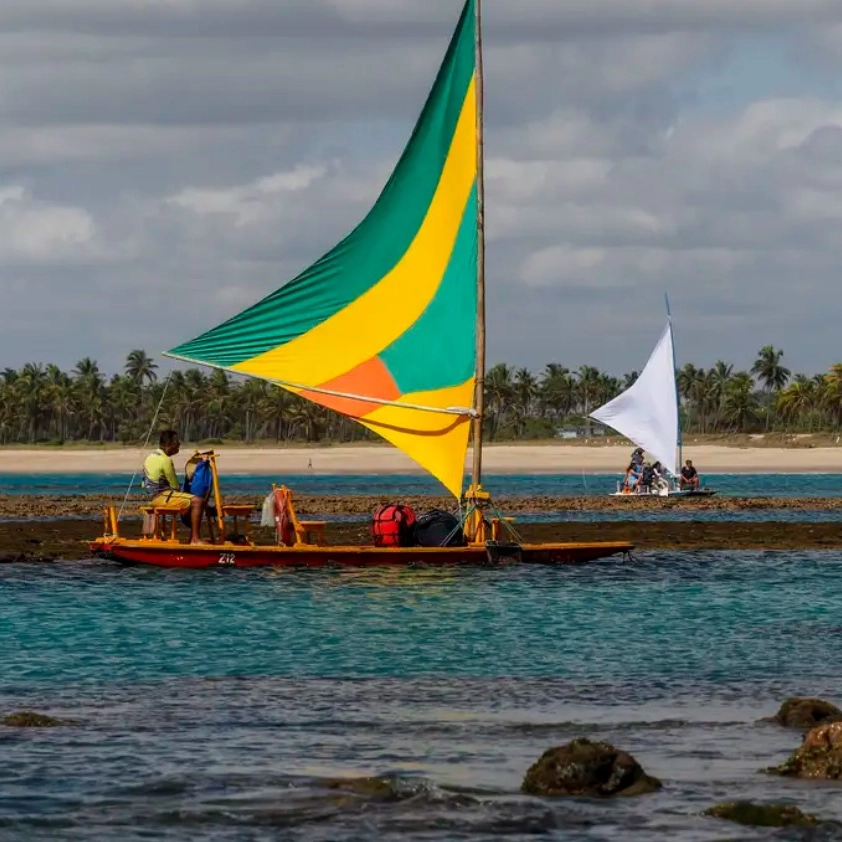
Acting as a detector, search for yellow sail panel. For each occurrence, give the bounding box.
[280,378,475,498]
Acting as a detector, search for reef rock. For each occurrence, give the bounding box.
[766,697,842,729]
[521,738,661,798]
[767,721,842,779]
[704,801,817,827]
[2,710,74,727]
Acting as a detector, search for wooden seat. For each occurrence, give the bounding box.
[221,504,255,541]
[139,503,184,542]
[271,484,328,546]
[297,520,327,546]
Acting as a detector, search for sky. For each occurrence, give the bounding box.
[3,0,842,379]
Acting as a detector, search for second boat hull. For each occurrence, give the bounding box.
[89,538,634,568]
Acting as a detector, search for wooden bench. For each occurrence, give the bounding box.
[139,503,185,542]
[296,520,327,546]
[221,504,255,542]
[139,501,220,543]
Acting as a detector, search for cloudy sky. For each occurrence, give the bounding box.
[3,0,842,380]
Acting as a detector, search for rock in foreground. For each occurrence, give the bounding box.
[2,710,73,727]
[704,801,817,827]
[767,721,842,779]
[522,738,661,798]
[767,697,842,729]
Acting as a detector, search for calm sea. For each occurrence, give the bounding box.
[3,472,842,523]
[1,553,841,840]
[2,471,841,498]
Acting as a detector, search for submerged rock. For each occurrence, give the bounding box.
[2,710,74,727]
[767,721,842,779]
[765,697,842,729]
[322,776,404,801]
[704,801,818,827]
[521,738,661,798]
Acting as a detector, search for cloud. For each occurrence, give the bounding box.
[2,0,842,379]
[0,186,98,264]
[2,0,842,37]
[167,165,328,226]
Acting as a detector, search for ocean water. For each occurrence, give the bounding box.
[1,471,841,498]
[2,553,842,840]
[8,507,842,525]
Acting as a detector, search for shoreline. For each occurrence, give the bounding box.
[0,444,841,475]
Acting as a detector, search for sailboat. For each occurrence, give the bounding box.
[90,0,633,567]
[589,309,715,498]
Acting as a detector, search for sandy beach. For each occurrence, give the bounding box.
[1,443,840,474]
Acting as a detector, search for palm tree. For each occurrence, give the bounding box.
[124,350,158,385]
[484,363,514,441]
[752,346,791,392]
[752,345,790,430]
[5,349,842,443]
[622,371,639,389]
[776,375,816,430]
[540,364,575,427]
[821,364,842,429]
[722,372,760,431]
[512,367,537,436]
[575,366,602,435]
[709,361,733,431]
[18,363,47,443]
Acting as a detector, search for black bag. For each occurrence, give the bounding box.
[413,509,466,547]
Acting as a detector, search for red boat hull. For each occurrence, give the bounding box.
[89,538,633,568]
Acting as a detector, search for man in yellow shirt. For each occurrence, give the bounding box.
[143,429,209,544]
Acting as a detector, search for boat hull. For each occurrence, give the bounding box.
[609,488,716,498]
[89,538,633,569]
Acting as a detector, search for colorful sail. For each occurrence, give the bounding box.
[166,0,478,497]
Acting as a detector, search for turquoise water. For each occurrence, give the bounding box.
[2,553,842,839]
[2,471,841,497]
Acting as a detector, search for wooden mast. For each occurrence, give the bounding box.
[665,293,683,476]
[471,0,486,491]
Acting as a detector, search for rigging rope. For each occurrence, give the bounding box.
[163,353,477,417]
[116,372,173,523]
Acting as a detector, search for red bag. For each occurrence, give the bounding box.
[372,503,416,547]
[272,487,296,547]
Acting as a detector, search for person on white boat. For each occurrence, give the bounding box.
[650,461,670,493]
[679,459,700,490]
[631,447,644,467]
[622,460,643,493]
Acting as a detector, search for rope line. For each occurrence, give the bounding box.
[116,372,173,523]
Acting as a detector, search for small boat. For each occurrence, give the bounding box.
[589,304,715,499]
[90,0,633,567]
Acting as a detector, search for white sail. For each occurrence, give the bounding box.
[589,322,678,477]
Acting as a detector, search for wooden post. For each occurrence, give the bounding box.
[471,0,486,492]
[208,453,226,539]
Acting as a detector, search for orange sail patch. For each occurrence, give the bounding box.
[299,356,401,418]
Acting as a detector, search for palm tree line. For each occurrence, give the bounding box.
[0,345,835,445]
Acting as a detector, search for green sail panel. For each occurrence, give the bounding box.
[168,0,476,370]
